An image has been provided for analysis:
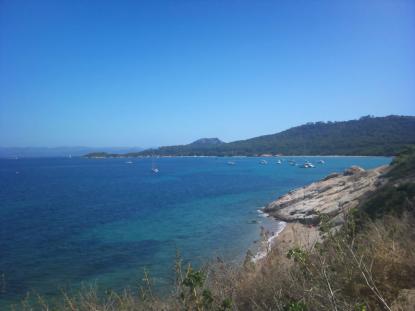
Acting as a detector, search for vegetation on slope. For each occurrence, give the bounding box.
[387,145,415,180]
[221,115,415,156]
[86,115,415,157]
[15,146,415,311]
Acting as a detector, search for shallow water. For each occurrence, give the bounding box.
[0,156,391,306]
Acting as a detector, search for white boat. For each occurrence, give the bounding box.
[259,160,268,165]
[306,161,315,168]
[227,161,236,166]
[300,161,315,168]
[151,157,159,173]
[276,160,282,164]
[317,160,325,164]
[126,161,133,164]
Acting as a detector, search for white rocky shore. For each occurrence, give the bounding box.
[264,165,389,225]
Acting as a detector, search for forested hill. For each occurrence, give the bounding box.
[86,115,415,157]
[220,115,415,156]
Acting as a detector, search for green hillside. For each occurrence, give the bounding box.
[86,115,415,157]
[222,115,415,156]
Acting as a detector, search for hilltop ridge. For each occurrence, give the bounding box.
[190,138,224,145]
[85,115,415,158]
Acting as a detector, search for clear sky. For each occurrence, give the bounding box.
[1,0,414,148]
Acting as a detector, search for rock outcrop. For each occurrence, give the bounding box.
[263,165,389,224]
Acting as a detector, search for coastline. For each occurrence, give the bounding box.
[84,154,391,159]
[252,219,321,264]
[253,163,390,263]
[252,218,286,262]
[1,156,393,307]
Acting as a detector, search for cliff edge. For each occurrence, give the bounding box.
[263,165,389,225]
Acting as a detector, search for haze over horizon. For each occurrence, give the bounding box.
[1,0,414,148]
[0,114,413,150]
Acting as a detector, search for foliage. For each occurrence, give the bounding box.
[119,115,415,157]
[353,146,415,221]
[387,145,415,180]
[16,211,415,310]
[283,301,308,311]
[12,144,415,310]
[359,182,415,219]
[286,248,308,265]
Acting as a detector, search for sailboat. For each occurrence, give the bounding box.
[151,156,159,173]
[300,161,315,168]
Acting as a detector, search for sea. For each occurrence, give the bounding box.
[0,156,391,307]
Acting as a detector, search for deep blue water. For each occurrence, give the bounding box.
[0,156,390,307]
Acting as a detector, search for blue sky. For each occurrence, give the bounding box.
[1,0,414,148]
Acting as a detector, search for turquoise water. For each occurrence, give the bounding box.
[0,156,390,306]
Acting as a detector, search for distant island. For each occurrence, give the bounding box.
[0,146,144,158]
[85,115,415,158]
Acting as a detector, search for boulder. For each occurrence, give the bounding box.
[265,166,387,223]
[343,165,365,176]
[322,172,341,181]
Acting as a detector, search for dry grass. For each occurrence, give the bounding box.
[12,213,415,311]
[233,214,415,311]
[9,147,415,310]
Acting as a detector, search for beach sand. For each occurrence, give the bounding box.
[271,222,321,255]
[253,221,321,263]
